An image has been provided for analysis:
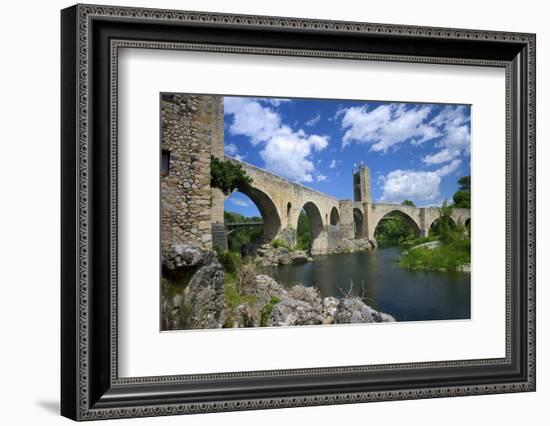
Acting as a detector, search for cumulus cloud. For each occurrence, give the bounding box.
[316,174,328,182]
[380,159,461,203]
[230,196,251,207]
[224,142,245,161]
[224,97,329,183]
[338,103,440,151]
[305,113,321,127]
[329,159,337,169]
[421,105,470,165]
[338,103,470,166]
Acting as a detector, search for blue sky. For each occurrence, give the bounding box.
[223,96,471,217]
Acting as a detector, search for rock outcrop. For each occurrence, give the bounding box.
[328,238,374,255]
[255,244,311,267]
[161,244,224,330]
[226,273,395,328]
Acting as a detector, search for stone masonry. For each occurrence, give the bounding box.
[160,94,221,252]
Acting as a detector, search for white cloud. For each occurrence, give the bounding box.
[380,159,461,203]
[230,196,251,207]
[224,143,238,156]
[305,113,321,127]
[422,105,470,164]
[339,103,440,151]
[316,174,328,182]
[329,159,337,169]
[261,98,291,107]
[224,97,329,183]
[224,142,245,161]
[338,103,470,166]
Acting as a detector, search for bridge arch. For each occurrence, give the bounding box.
[330,207,340,227]
[236,186,281,242]
[428,216,456,236]
[373,209,421,238]
[299,201,325,254]
[353,208,364,239]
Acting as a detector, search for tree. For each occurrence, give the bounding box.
[453,190,471,208]
[210,156,253,195]
[296,211,311,251]
[401,200,415,207]
[452,175,471,208]
[374,214,416,247]
[433,199,454,244]
[458,175,471,192]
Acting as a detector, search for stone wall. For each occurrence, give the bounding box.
[160,94,222,252]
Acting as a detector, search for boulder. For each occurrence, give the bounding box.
[268,298,323,327]
[322,296,340,324]
[335,297,396,324]
[161,244,225,330]
[186,259,225,329]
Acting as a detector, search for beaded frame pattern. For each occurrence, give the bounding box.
[74,4,535,420]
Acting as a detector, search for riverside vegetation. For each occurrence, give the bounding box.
[374,176,471,273]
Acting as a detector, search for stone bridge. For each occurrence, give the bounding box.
[160,94,469,255]
[212,156,470,255]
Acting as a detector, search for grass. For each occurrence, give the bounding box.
[260,296,280,327]
[223,272,257,310]
[400,238,470,272]
[271,239,292,250]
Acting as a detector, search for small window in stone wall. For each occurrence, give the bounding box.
[161,150,170,177]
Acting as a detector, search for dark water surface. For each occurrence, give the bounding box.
[264,248,470,322]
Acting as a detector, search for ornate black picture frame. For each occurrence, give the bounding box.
[61,4,536,421]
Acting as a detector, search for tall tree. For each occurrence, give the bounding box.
[210,156,253,195]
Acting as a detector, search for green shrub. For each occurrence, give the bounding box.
[400,238,470,272]
[224,272,257,310]
[260,296,280,327]
[271,239,291,250]
[217,250,242,274]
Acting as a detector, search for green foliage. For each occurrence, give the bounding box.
[458,175,471,192]
[224,211,263,252]
[430,199,454,243]
[401,199,415,206]
[401,200,470,272]
[400,238,470,272]
[223,272,257,310]
[374,214,416,247]
[271,239,291,250]
[216,249,243,274]
[210,156,253,195]
[453,190,471,208]
[260,296,280,327]
[451,175,471,208]
[296,211,311,251]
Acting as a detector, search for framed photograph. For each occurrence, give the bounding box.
[61,4,536,421]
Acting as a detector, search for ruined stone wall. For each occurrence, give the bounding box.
[160,94,222,252]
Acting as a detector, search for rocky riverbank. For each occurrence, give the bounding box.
[161,244,395,331]
[254,244,312,267]
[254,238,374,267]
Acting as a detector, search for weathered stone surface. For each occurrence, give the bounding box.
[335,297,396,324]
[322,296,340,324]
[268,298,323,327]
[161,94,223,251]
[328,238,374,255]
[161,245,225,330]
[255,244,310,266]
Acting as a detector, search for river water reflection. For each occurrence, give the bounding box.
[264,248,470,322]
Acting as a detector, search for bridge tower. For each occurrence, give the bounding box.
[209,96,228,251]
[353,163,372,204]
[352,163,374,240]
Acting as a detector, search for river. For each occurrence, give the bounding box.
[264,247,470,322]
